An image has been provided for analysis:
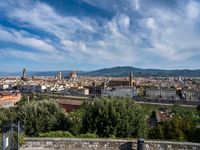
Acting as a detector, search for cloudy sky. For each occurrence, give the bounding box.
[0,0,200,71]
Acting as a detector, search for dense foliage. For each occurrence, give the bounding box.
[81,98,147,138]
[0,100,70,136]
[0,97,200,143]
[17,100,70,136]
[68,108,85,136]
[148,105,200,142]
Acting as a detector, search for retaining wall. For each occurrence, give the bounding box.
[20,138,200,150]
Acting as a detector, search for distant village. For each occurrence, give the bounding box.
[1,68,200,109]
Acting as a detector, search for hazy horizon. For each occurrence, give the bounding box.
[1,66,200,74]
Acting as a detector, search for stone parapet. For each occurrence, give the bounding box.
[20,138,200,150]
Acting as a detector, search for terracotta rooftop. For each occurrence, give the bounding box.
[0,91,14,96]
[57,100,83,106]
[156,110,172,122]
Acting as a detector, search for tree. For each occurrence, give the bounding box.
[82,97,147,138]
[148,124,164,139]
[0,107,18,126]
[17,100,70,136]
[68,108,85,136]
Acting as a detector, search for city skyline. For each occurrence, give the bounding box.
[1,0,200,71]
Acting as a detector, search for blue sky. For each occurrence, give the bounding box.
[0,0,200,71]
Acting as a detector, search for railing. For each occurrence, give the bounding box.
[1,122,21,150]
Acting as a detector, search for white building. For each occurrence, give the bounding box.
[101,86,137,97]
[18,84,47,92]
[0,84,12,90]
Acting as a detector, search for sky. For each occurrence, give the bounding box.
[0,0,200,72]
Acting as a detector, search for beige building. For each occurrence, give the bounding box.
[69,87,89,95]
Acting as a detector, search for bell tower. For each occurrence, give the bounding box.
[22,68,27,78]
[129,69,133,87]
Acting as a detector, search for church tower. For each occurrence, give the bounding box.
[22,68,27,78]
[21,68,28,81]
[129,69,133,87]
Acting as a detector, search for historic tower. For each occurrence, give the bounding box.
[129,69,133,87]
[22,68,27,78]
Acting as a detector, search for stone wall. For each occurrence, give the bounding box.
[20,138,200,150]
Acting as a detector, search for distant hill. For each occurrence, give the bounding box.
[0,72,7,76]
[83,66,200,77]
[1,66,200,77]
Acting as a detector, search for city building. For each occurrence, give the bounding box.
[136,87,145,97]
[145,88,179,100]
[18,84,47,93]
[69,87,89,95]
[0,84,11,91]
[108,79,128,87]
[67,71,77,81]
[0,91,21,108]
[56,71,64,80]
[182,89,200,101]
[102,86,137,97]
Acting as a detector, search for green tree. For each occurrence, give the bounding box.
[148,124,164,139]
[16,100,70,136]
[82,97,146,138]
[68,108,85,136]
[0,107,18,126]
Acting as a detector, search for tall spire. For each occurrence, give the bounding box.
[129,69,133,87]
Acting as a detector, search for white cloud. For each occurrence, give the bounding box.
[1,49,40,61]
[1,0,200,69]
[186,0,200,19]
[0,48,66,63]
[1,1,139,66]
[138,3,200,62]
[7,2,96,40]
[118,14,130,30]
[132,0,140,11]
[0,26,55,52]
[145,18,157,30]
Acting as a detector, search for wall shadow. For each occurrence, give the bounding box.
[119,142,133,150]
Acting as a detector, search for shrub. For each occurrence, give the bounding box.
[19,133,25,146]
[77,133,98,138]
[39,131,74,138]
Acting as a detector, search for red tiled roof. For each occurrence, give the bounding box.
[57,100,83,106]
